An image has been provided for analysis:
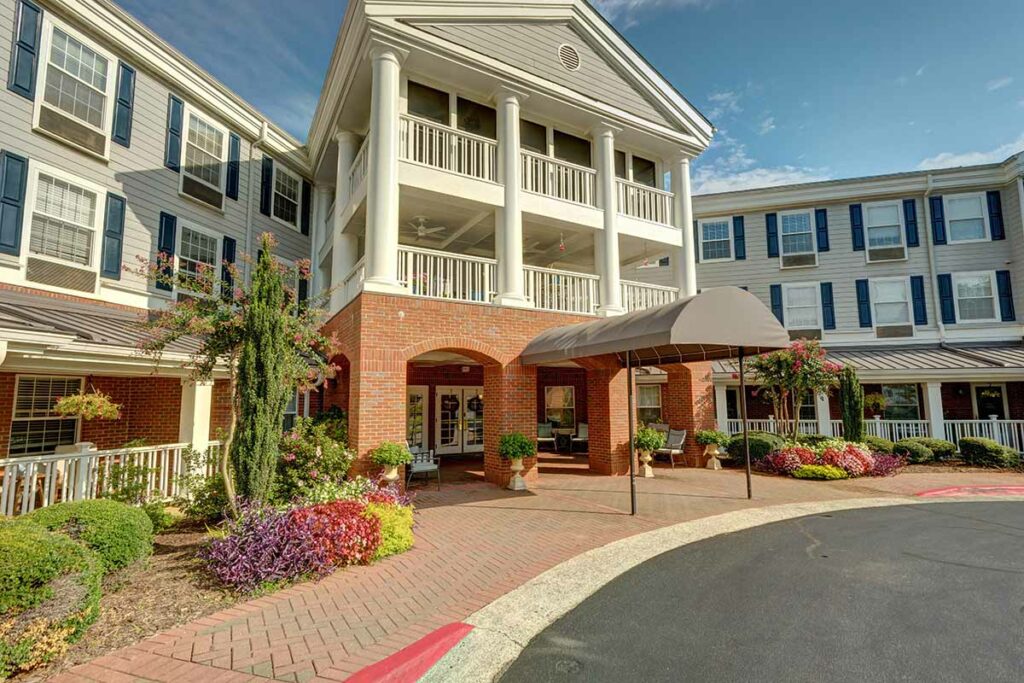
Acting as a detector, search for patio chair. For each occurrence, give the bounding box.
[649,423,670,435]
[407,446,441,490]
[537,423,556,451]
[654,429,687,468]
[570,423,589,452]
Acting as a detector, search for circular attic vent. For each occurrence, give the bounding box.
[557,44,581,72]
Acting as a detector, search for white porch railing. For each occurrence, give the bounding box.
[616,179,673,225]
[341,257,366,306]
[0,441,221,517]
[399,114,497,182]
[397,245,496,303]
[944,420,1024,453]
[725,419,819,436]
[520,150,597,207]
[621,280,678,312]
[524,265,599,315]
[348,136,369,191]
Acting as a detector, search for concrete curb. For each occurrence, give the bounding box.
[420,495,1024,682]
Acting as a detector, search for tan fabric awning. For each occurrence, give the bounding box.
[521,287,790,366]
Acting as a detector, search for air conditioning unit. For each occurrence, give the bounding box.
[181,176,224,211]
[788,328,821,341]
[781,253,816,268]
[26,257,97,293]
[38,106,107,157]
[867,245,906,262]
[876,324,914,339]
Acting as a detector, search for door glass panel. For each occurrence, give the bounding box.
[464,390,484,447]
[438,390,461,449]
[975,386,1005,419]
[407,390,426,450]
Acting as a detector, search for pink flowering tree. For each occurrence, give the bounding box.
[133,232,339,513]
[746,340,843,440]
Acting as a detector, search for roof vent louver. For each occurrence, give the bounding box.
[557,44,581,72]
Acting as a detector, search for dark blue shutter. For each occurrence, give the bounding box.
[820,282,836,330]
[903,199,919,247]
[769,284,783,324]
[225,133,241,201]
[300,179,311,236]
[7,0,42,99]
[221,236,236,300]
[849,204,865,251]
[910,275,927,325]
[111,62,136,147]
[765,213,779,258]
[929,196,946,245]
[297,279,309,309]
[732,216,745,260]
[0,151,29,256]
[987,191,1005,241]
[996,270,1015,321]
[936,274,955,324]
[100,193,125,279]
[164,95,184,171]
[156,212,177,291]
[692,220,700,263]
[260,156,273,216]
[814,208,829,252]
[855,279,872,328]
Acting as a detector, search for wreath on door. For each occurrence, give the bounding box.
[441,395,461,413]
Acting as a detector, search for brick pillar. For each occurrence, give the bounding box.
[585,363,631,475]
[348,350,406,478]
[661,361,716,466]
[483,361,538,487]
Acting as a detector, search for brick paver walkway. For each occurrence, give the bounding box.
[53,458,1024,682]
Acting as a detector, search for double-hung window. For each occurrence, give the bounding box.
[177,225,219,296]
[871,278,912,328]
[9,376,82,456]
[699,218,733,262]
[272,165,301,229]
[29,171,98,268]
[180,107,228,210]
[881,384,920,420]
[637,385,663,425]
[944,193,988,243]
[779,210,816,267]
[953,272,997,322]
[783,283,821,332]
[864,202,905,261]
[544,386,575,428]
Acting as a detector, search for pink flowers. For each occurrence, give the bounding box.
[766,441,886,479]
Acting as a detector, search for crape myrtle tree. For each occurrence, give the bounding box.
[134,232,339,513]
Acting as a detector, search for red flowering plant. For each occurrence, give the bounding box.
[289,500,382,567]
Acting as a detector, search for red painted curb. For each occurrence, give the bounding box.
[916,485,1024,497]
[345,622,474,683]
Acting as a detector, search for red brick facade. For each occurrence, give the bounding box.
[660,363,716,465]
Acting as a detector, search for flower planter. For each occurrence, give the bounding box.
[508,457,527,491]
[639,450,655,478]
[382,465,400,483]
[704,443,723,470]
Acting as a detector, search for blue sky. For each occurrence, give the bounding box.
[118,0,1024,193]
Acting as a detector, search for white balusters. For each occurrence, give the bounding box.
[397,246,496,304]
[616,179,673,225]
[399,115,497,182]
[520,150,597,206]
[523,266,599,314]
[620,280,678,312]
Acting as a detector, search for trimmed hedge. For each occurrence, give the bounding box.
[726,431,786,462]
[28,499,153,571]
[0,521,102,677]
[959,437,1020,468]
[902,437,957,461]
[861,435,895,454]
[894,440,934,464]
[791,464,849,480]
[366,502,414,561]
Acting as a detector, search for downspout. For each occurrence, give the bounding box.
[922,173,946,344]
[245,121,270,281]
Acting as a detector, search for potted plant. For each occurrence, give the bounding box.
[498,432,536,491]
[369,441,412,482]
[633,427,665,478]
[864,392,887,416]
[695,430,729,470]
[54,389,121,421]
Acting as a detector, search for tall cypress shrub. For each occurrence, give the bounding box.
[839,367,864,443]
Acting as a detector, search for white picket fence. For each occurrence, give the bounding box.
[831,419,931,442]
[944,420,1024,453]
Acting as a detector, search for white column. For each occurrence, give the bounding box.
[179,379,213,452]
[670,155,697,297]
[593,123,624,316]
[815,391,832,436]
[330,130,362,313]
[924,382,944,439]
[493,86,532,308]
[363,43,406,294]
[715,384,729,432]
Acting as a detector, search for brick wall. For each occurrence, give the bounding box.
[660,363,716,466]
[1008,382,1024,419]
[941,383,974,419]
[536,367,588,426]
[210,379,232,440]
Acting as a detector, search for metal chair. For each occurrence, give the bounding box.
[570,423,589,452]
[407,446,441,490]
[655,429,687,468]
[537,423,556,451]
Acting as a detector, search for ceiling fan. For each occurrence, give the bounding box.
[406,216,447,240]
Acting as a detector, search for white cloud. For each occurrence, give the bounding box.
[915,65,926,77]
[705,90,742,119]
[757,115,776,135]
[986,76,1014,92]
[692,130,830,194]
[917,133,1024,170]
[591,0,718,27]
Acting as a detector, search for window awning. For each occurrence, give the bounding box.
[521,287,791,366]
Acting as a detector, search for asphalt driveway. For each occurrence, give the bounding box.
[501,502,1024,683]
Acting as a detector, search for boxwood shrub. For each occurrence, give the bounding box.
[894,439,934,464]
[28,499,153,571]
[725,431,785,462]
[861,435,895,454]
[902,437,957,461]
[791,464,849,480]
[0,521,102,677]
[959,437,1020,468]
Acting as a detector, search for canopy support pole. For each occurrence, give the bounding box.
[626,350,637,516]
[739,346,752,499]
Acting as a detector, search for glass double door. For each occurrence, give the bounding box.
[435,386,484,455]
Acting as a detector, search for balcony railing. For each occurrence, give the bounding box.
[342,256,366,304]
[617,179,673,225]
[397,245,496,303]
[349,136,369,191]
[945,419,1024,453]
[836,418,931,442]
[524,265,600,315]
[399,114,497,182]
[621,280,678,312]
[521,150,597,207]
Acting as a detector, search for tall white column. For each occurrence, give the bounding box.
[330,130,362,313]
[815,391,832,436]
[179,379,213,453]
[715,384,729,432]
[924,382,945,439]
[670,155,697,297]
[593,123,624,316]
[493,86,532,308]
[363,43,406,294]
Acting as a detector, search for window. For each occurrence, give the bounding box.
[945,193,988,243]
[544,386,575,428]
[699,218,733,262]
[871,278,911,327]
[9,376,82,456]
[407,81,448,124]
[29,172,98,268]
[780,211,815,258]
[177,225,219,295]
[637,385,662,425]
[272,165,301,229]
[553,130,591,167]
[456,98,496,139]
[283,391,298,431]
[43,27,109,129]
[783,283,820,330]
[882,384,920,420]
[954,272,997,322]
[183,111,226,191]
[631,156,657,188]
[864,202,905,261]
[520,120,547,154]
[614,150,627,179]
[797,393,816,421]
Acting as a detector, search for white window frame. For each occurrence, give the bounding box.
[178,103,229,210]
[283,390,299,431]
[698,216,734,263]
[862,200,907,262]
[943,192,990,244]
[270,163,303,232]
[782,281,821,331]
[636,384,663,425]
[174,222,222,298]
[970,383,1009,420]
[881,384,921,421]
[10,375,83,456]
[778,209,818,268]
[870,276,914,332]
[952,271,999,323]
[31,16,117,160]
[544,385,576,428]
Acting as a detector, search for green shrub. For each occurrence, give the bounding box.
[498,432,536,460]
[369,441,413,468]
[277,417,354,502]
[312,405,348,446]
[694,430,729,447]
[861,435,895,454]
[0,521,102,677]
[959,437,1020,468]
[791,464,849,480]
[28,499,153,571]
[902,437,957,461]
[725,431,785,462]
[633,426,666,453]
[366,503,414,560]
[174,446,229,521]
[795,433,831,447]
[894,439,934,464]
[142,502,180,533]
